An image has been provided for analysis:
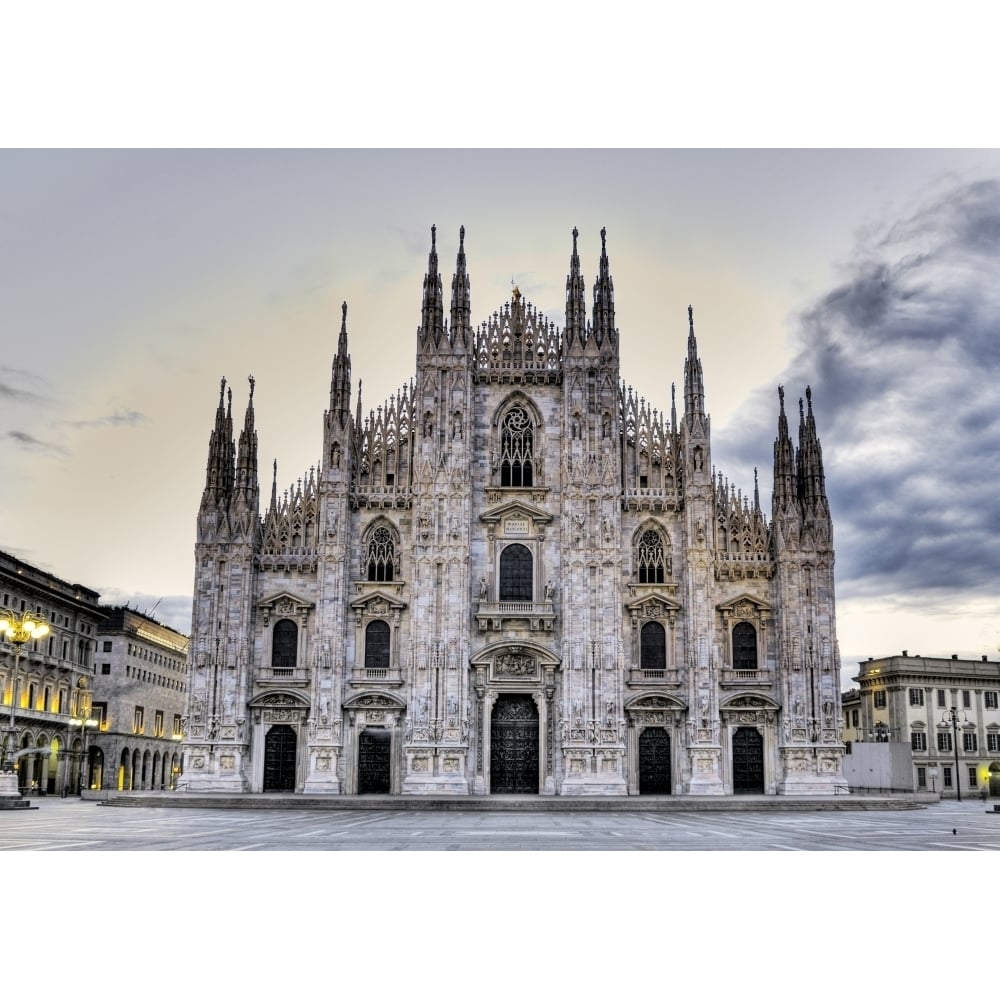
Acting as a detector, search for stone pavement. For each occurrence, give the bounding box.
[1,796,997,850]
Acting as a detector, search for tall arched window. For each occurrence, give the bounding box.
[365,620,390,671]
[636,529,667,584]
[500,407,534,487]
[733,622,758,672]
[366,524,396,582]
[499,544,533,601]
[272,619,298,668]
[640,621,666,671]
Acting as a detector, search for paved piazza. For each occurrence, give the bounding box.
[1,798,998,850]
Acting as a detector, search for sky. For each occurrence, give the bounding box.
[2,148,1000,691]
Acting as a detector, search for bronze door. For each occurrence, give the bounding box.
[732,726,764,794]
[490,694,539,794]
[358,728,391,793]
[263,724,297,791]
[638,727,671,794]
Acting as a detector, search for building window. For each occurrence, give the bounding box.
[987,733,1000,752]
[943,766,952,788]
[133,706,144,735]
[911,732,927,752]
[498,543,533,602]
[963,732,977,752]
[102,640,112,652]
[365,524,397,582]
[640,621,666,672]
[364,620,390,672]
[873,690,886,709]
[154,710,164,738]
[937,732,952,753]
[851,709,859,728]
[636,529,667,584]
[962,690,971,708]
[732,622,758,672]
[917,766,926,788]
[272,619,298,669]
[968,767,978,789]
[985,691,998,709]
[937,690,946,708]
[499,406,534,487]
[909,688,924,707]
[173,714,182,737]
[92,702,107,730]
[101,663,111,675]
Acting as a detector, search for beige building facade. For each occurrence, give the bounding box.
[0,550,103,794]
[854,653,1000,798]
[183,227,846,797]
[91,607,189,792]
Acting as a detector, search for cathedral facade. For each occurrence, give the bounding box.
[181,227,846,797]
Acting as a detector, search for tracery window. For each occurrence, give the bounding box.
[640,621,666,671]
[500,407,534,487]
[364,621,390,671]
[499,544,533,602]
[636,529,667,584]
[366,524,396,582]
[272,619,298,668]
[732,622,757,672]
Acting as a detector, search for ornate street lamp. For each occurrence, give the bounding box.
[0,609,50,776]
[68,714,98,794]
[868,721,890,743]
[942,706,968,802]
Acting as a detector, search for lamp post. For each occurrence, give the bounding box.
[942,706,967,802]
[68,715,98,794]
[868,721,890,743]
[0,610,50,785]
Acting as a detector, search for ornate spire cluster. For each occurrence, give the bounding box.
[260,465,319,571]
[772,384,830,545]
[354,380,416,497]
[620,382,682,500]
[714,469,771,579]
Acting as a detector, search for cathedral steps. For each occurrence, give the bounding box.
[91,791,923,812]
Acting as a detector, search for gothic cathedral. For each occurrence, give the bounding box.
[183,227,845,796]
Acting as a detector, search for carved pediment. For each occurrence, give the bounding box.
[259,591,315,625]
[343,692,406,711]
[247,690,311,709]
[625,593,682,618]
[625,694,686,712]
[717,593,772,619]
[349,589,408,615]
[479,498,553,526]
[721,694,780,711]
[469,638,562,670]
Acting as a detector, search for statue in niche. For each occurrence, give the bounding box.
[544,579,555,600]
[571,415,581,440]
[330,442,341,468]
[479,577,488,599]
[423,413,433,438]
[602,413,611,438]
[453,412,462,439]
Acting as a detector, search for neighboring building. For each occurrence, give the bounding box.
[183,226,846,797]
[0,549,104,794]
[854,652,1000,798]
[91,607,189,792]
[841,688,862,746]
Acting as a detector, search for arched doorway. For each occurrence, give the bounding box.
[732,726,764,794]
[357,728,391,794]
[263,725,297,791]
[638,728,671,794]
[490,694,539,794]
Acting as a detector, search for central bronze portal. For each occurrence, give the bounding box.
[732,726,764,794]
[638,727,671,794]
[358,728,391,793]
[263,724,297,791]
[490,694,539,794]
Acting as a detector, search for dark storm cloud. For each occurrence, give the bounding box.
[7,429,68,456]
[718,178,1000,607]
[63,408,148,430]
